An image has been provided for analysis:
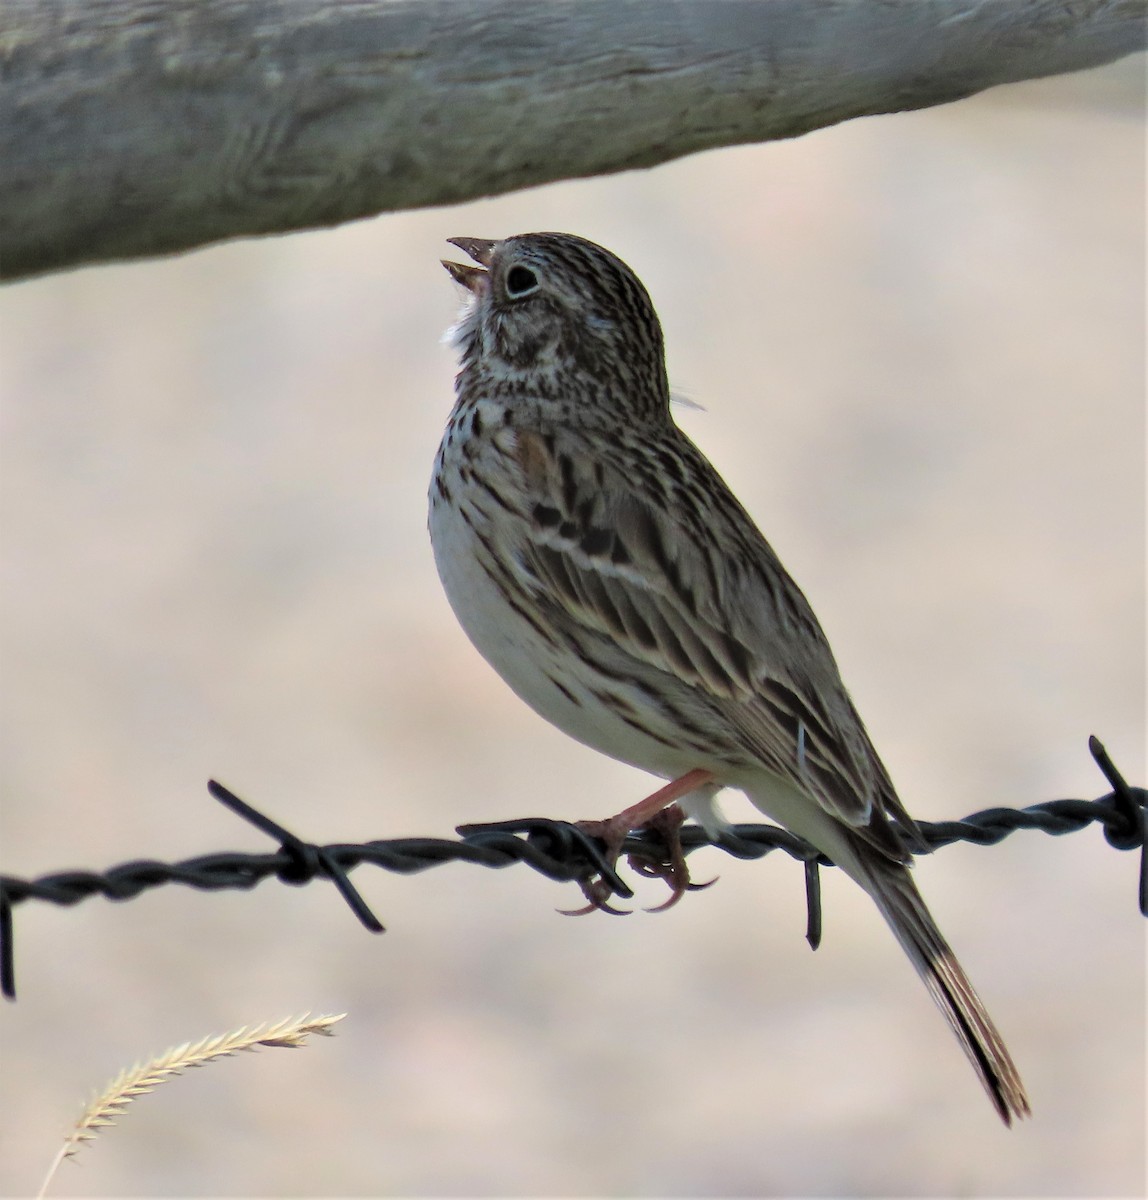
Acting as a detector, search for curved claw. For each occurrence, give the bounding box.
[636,861,719,913]
[558,875,633,916]
[643,888,687,914]
[558,898,632,917]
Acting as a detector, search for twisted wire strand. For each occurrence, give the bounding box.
[1,736,1142,999]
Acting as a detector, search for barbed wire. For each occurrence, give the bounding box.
[1,735,1142,1000]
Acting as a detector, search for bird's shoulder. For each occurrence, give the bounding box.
[505,419,823,676]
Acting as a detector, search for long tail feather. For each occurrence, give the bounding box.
[858,853,1031,1125]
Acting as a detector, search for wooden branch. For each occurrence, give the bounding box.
[1,0,1143,282]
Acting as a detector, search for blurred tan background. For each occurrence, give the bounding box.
[1,58,1144,1198]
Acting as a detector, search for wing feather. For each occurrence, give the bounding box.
[510,427,917,852]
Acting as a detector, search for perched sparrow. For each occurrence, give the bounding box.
[430,232,1029,1125]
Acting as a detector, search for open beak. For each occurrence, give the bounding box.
[441,237,496,292]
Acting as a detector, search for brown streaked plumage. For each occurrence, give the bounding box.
[429,231,1029,1125]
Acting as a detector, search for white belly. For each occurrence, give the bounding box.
[429,478,702,783]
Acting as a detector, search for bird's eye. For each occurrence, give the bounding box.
[505,265,539,297]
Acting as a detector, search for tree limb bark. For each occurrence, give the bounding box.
[1,0,1143,283]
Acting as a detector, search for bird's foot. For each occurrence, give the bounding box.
[560,768,717,915]
[625,803,719,912]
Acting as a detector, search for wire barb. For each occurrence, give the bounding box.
[804,860,823,951]
[1087,735,1147,914]
[1,739,1143,999]
[207,780,386,934]
[0,891,12,1003]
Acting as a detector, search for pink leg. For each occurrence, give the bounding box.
[592,768,715,839]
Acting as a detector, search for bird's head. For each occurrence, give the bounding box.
[442,232,670,422]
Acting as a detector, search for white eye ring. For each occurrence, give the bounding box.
[505,264,539,298]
